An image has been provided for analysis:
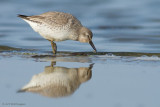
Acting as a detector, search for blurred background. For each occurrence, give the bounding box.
[0,0,160,52]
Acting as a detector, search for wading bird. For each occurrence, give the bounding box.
[18,12,97,54]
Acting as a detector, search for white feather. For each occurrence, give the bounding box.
[23,19,71,41]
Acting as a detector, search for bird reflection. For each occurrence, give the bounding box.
[18,62,93,98]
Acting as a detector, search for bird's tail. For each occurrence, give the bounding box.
[17,14,29,20]
[17,88,27,93]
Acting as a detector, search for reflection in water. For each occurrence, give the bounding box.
[18,62,93,98]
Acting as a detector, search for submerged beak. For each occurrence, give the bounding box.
[89,41,97,53]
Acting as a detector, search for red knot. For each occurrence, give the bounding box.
[18,12,97,54]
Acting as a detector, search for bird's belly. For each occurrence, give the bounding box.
[27,21,70,41]
[41,29,70,41]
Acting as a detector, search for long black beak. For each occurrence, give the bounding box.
[89,41,97,53]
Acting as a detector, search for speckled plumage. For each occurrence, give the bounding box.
[18,11,97,54]
[19,12,83,41]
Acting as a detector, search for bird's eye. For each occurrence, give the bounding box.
[87,35,92,40]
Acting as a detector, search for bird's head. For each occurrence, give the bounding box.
[78,27,97,53]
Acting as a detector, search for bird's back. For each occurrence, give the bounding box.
[28,12,82,29]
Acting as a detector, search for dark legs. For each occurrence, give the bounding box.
[51,61,56,67]
[51,41,57,54]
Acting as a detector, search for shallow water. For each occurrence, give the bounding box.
[0,0,160,52]
[1,55,160,107]
[1,0,160,107]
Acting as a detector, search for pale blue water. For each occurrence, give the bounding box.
[0,0,160,52]
[1,56,160,107]
[1,0,160,107]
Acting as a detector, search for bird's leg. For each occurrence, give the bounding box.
[51,61,56,67]
[51,41,57,54]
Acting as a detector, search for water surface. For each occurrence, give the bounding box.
[1,54,160,107]
[1,0,160,107]
[0,0,160,52]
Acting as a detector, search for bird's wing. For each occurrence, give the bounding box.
[18,14,45,24]
[18,12,82,29]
